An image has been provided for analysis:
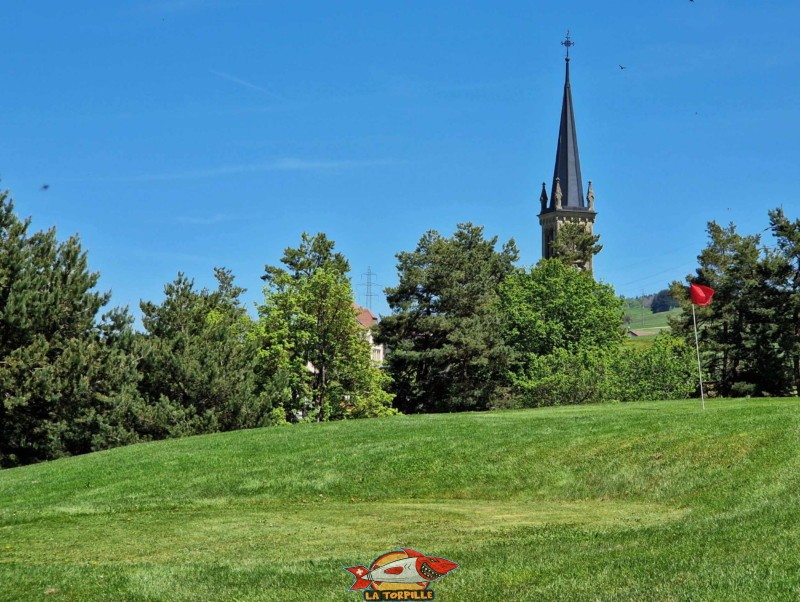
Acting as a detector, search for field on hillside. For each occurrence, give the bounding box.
[623,301,680,331]
[2,398,800,601]
[622,302,681,349]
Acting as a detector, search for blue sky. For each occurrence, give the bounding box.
[2,1,799,319]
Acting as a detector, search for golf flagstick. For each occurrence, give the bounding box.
[692,303,705,411]
[688,283,714,411]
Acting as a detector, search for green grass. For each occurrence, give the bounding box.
[623,304,681,332]
[2,398,800,600]
[622,304,681,348]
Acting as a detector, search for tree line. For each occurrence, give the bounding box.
[9,189,770,468]
[377,223,696,413]
[0,192,393,467]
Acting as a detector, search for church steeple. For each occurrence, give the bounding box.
[538,31,598,272]
[550,43,585,208]
[547,31,585,211]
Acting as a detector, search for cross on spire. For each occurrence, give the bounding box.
[561,30,574,60]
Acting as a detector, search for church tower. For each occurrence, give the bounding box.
[538,32,597,272]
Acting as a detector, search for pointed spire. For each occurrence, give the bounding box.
[540,182,548,211]
[549,32,585,210]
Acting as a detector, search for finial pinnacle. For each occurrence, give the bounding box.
[554,177,563,208]
[561,30,574,60]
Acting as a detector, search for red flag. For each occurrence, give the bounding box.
[690,283,714,306]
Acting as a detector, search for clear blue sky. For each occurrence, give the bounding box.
[2,1,798,319]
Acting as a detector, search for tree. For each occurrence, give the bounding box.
[499,259,624,405]
[766,208,800,394]
[651,288,679,313]
[609,334,695,402]
[511,347,612,407]
[258,234,394,422]
[670,215,796,397]
[377,223,519,413]
[135,268,267,438]
[501,259,624,356]
[0,191,141,466]
[549,221,602,271]
[276,231,350,279]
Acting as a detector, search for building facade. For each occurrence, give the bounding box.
[354,304,386,365]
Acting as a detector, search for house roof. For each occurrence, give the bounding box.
[354,304,378,329]
[628,330,655,338]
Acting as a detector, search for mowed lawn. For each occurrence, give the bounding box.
[2,398,800,601]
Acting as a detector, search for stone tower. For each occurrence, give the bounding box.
[538,32,597,272]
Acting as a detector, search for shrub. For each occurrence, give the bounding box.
[609,334,695,401]
[512,348,612,407]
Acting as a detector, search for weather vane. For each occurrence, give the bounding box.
[561,30,574,59]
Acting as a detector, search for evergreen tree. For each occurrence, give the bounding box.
[670,222,761,395]
[136,268,266,438]
[276,231,350,279]
[377,223,518,412]
[259,234,394,422]
[651,288,679,313]
[670,215,798,397]
[766,208,800,394]
[549,221,602,271]
[0,192,140,466]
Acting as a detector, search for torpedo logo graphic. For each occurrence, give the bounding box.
[344,547,458,600]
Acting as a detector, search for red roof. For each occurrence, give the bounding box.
[354,304,378,329]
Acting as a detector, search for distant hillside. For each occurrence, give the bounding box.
[2,398,800,600]
[622,296,681,332]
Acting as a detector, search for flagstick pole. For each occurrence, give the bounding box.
[692,303,705,410]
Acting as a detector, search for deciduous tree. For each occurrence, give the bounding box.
[259,234,394,422]
[499,259,624,405]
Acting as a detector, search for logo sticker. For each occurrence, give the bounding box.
[344,547,458,600]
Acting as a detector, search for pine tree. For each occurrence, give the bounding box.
[767,208,800,394]
[549,221,602,271]
[0,191,140,466]
[136,268,266,438]
[378,223,518,412]
[669,215,798,397]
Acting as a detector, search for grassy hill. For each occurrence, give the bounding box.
[2,398,800,601]
[622,298,681,331]
[622,299,681,349]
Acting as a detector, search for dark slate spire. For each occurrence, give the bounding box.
[539,182,548,212]
[548,33,585,211]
